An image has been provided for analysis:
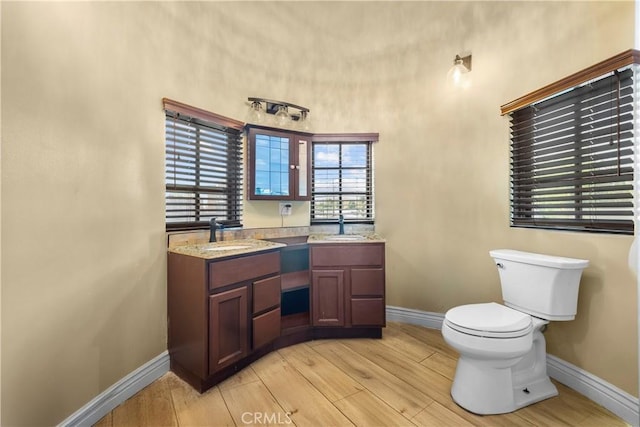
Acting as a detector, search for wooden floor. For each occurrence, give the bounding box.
[95,322,628,427]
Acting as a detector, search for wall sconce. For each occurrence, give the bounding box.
[447,53,472,89]
[247,97,311,130]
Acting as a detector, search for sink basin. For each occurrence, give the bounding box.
[205,245,252,251]
[323,235,365,241]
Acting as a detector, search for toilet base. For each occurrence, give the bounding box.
[450,329,557,415]
[451,356,558,414]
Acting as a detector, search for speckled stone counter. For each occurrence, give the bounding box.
[167,226,310,249]
[307,233,385,244]
[168,239,285,259]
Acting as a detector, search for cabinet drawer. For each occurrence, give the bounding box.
[311,244,383,267]
[253,275,281,314]
[351,298,385,326]
[209,251,280,291]
[351,268,385,296]
[253,307,281,349]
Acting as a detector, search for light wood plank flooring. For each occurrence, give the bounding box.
[94,322,628,426]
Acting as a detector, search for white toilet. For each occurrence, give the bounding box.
[441,249,589,415]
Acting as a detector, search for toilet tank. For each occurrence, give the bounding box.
[489,249,589,321]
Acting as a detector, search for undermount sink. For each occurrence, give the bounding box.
[323,235,365,241]
[205,245,252,251]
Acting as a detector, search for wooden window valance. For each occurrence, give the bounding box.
[501,49,640,116]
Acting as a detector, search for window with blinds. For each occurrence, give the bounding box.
[509,67,635,234]
[164,99,243,231]
[311,135,376,223]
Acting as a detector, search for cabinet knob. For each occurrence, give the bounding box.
[295,165,300,170]
[290,165,295,170]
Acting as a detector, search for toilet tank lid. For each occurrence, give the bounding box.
[490,249,589,269]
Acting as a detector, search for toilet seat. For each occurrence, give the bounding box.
[445,302,533,338]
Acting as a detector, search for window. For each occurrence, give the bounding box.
[254,132,291,197]
[503,52,638,235]
[311,134,377,223]
[164,99,244,231]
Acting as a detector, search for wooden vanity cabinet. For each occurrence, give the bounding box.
[169,240,384,394]
[168,250,281,392]
[310,243,385,328]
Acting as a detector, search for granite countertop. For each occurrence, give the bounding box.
[307,233,385,244]
[168,239,286,260]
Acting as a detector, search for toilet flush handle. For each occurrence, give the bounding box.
[496,262,504,269]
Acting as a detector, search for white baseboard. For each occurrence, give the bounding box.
[547,354,638,426]
[386,305,444,329]
[386,305,639,426]
[58,351,170,427]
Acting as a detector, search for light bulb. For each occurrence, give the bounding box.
[446,55,472,89]
[247,101,264,123]
[297,110,311,131]
[274,105,290,127]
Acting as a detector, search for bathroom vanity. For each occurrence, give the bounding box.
[167,234,385,392]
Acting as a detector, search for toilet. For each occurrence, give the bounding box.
[441,249,589,415]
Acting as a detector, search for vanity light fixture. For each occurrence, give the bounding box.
[247,97,311,130]
[447,53,472,89]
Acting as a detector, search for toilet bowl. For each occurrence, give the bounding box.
[442,250,588,415]
[443,303,555,414]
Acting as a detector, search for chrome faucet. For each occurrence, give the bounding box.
[339,215,345,235]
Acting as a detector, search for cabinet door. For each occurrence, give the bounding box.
[248,128,293,200]
[209,287,248,374]
[247,127,311,201]
[312,270,345,326]
[294,137,311,200]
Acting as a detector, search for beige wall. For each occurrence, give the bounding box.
[1,1,636,425]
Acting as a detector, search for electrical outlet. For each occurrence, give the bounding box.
[279,202,292,216]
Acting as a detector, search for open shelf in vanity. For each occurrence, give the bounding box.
[265,236,311,333]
